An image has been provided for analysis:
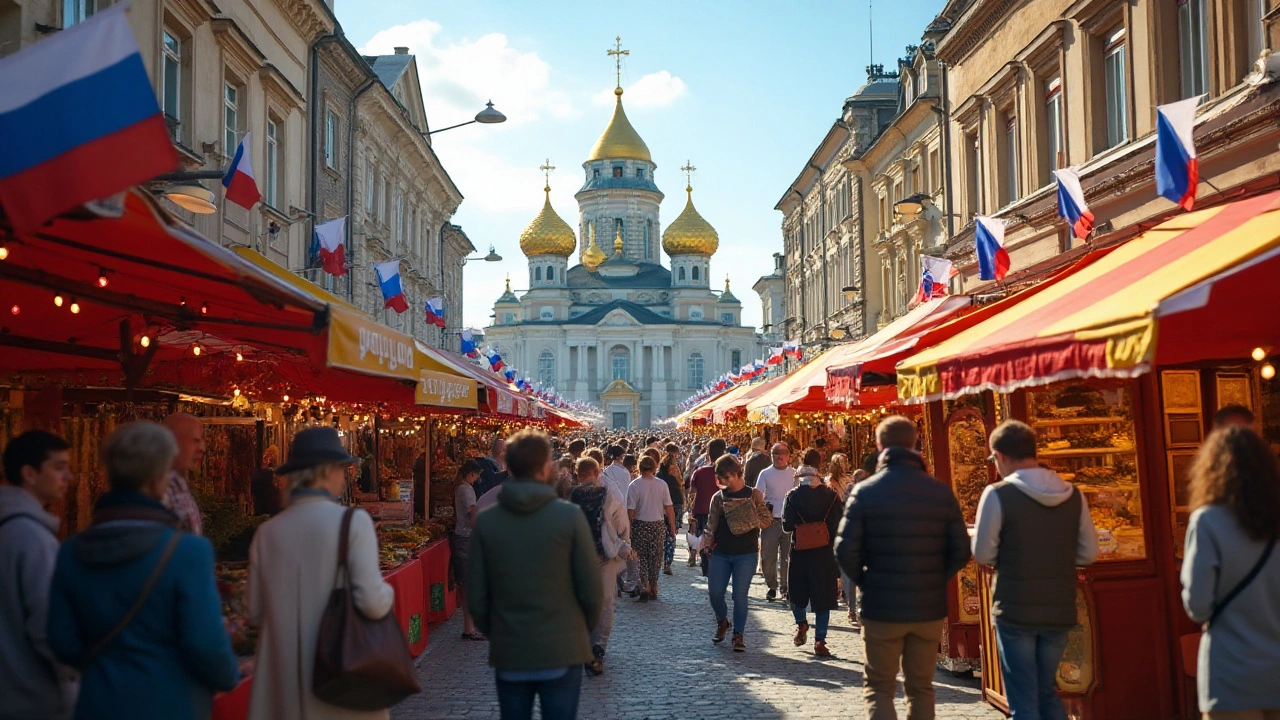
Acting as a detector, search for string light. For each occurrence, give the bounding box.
[97,268,109,287]
[282,394,290,402]
[192,344,202,356]
[140,336,151,348]
[9,304,18,315]
[179,296,187,308]
[69,299,80,314]
[201,302,208,315]
[53,294,63,307]
[0,244,8,260]
[235,351,244,362]
[233,388,241,397]
[1263,363,1276,380]
[1252,347,1268,362]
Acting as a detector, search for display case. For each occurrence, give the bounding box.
[1027,382,1145,561]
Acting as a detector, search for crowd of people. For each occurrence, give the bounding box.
[1,406,1279,720]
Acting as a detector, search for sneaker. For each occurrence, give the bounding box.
[663,565,673,575]
[814,640,831,657]
[766,588,777,602]
[732,633,746,652]
[713,618,731,643]
[793,622,808,647]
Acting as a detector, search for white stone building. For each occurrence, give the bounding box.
[483,84,763,429]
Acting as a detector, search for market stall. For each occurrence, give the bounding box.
[895,190,1280,719]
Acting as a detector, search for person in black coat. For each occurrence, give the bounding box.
[835,416,970,719]
[782,448,842,658]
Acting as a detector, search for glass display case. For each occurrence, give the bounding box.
[1027,382,1146,561]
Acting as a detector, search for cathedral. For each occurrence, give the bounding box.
[484,54,763,429]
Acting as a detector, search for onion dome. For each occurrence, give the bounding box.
[519,186,576,257]
[581,231,607,271]
[662,186,719,256]
[586,87,652,163]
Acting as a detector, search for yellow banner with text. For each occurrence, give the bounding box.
[415,369,477,409]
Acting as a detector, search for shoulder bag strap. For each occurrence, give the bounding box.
[333,507,356,590]
[1209,534,1277,627]
[82,530,182,665]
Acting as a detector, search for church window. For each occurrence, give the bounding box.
[689,306,705,320]
[644,220,652,259]
[547,265,555,282]
[678,267,686,281]
[612,166,623,177]
[722,312,735,325]
[593,169,600,178]
[503,312,516,324]
[687,352,704,390]
[636,168,645,179]
[692,266,700,282]
[731,349,742,367]
[535,267,542,281]
[610,347,630,382]
[539,306,554,320]
[538,351,555,386]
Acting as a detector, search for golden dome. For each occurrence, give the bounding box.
[519,186,576,257]
[581,231,607,271]
[662,186,719,256]
[586,88,652,163]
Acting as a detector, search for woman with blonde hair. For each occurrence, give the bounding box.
[1181,425,1280,718]
[825,453,852,502]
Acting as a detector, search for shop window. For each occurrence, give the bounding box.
[1103,27,1129,149]
[1027,381,1145,561]
[1179,0,1210,99]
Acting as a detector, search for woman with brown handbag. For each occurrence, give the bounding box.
[782,448,842,658]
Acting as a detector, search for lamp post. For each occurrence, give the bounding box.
[428,101,507,135]
[460,245,503,265]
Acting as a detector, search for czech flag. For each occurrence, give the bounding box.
[1054,167,1094,239]
[974,216,1010,282]
[222,133,261,210]
[373,260,409,313]
[0,5,179,234]
[424,297,446,328]
[1155,96,1201,211]
[912,256,956,304]
[460,329,478,358]
[314,217,346,275]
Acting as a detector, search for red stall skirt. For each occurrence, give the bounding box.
[385,559,429,656]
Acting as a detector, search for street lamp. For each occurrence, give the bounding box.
[842,285,861,302]
[460,245,503,266]
[893,193,932,221]
[829,326,847,340]
[428,101,507,135]
[163,181,217,214]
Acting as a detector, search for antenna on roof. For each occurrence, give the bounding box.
[868,0,874,76]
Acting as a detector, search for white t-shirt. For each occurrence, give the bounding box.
[454,483,477,537]
[601,463,633,506]
[757,465,797,518]
[627,475,673,523]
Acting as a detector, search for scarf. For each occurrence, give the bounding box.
[570,484,609,557]
[796,465,821,487]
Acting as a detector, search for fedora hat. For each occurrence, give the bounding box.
[276,426,357,475]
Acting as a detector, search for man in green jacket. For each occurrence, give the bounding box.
[468,428,603,719]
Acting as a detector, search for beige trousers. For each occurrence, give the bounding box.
[861,617,944,720]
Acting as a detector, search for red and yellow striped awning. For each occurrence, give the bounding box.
[897,190,1280,402]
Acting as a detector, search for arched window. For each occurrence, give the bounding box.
[678,266,686,281]
[538,350,555,387]
[692,266,700,281]
[535,266,542,281]
[687,351,704,389]
[610,346,629,382]
[546,265,554,282]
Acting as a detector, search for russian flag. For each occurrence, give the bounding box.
[424,297,446,328]
[974,216,1010,282]
[460,329,478,358]
[766,347,785,366]
[503,368,516,383]
[1156,97,1201,211]
[314,217,346,275]
[1054,167,1094,239]
[222,133,261,209]
[913,256,956,304]
[373,260,409,313]
[487,349,505,373]
[752,360,766,377]
[0,6,178,234]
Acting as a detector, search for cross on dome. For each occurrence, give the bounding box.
[681,160,697,191]
[607,36,629,89]
[539,158,555,189]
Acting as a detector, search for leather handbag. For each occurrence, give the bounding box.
[313,508,420,710]
[793,491,838,551]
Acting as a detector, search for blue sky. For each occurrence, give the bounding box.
[337,1,943,330]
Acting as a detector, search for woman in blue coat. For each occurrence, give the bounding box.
[48,422,240,720]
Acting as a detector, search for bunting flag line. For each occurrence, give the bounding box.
[913,256,956,304]
[460,329,478,358]
[1155,96,1201,211]
[424,297,446,328]
[373,260,409,313]
[1053,167,1094,239]
[222,132,261,210]
[974,216,1010,282]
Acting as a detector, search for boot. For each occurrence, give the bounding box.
[793,622,808,647]
[713,618,731,643]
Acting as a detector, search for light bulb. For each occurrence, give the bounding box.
[1253,347,1267,362]
[140,335,151,348]
[201,302,208,315]
[282,394,290,402]
[53,294,63,307]
[9,304,18,315]
[97,269,108,287]
[235,352,243,362]
[69,301,80,314]
[233,388,241,397]
[0,245,8,260]
[192,344,202,356]
[1263,363,1276,380]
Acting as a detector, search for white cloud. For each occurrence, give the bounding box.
[594,71,688,108]
[360,21,574,128]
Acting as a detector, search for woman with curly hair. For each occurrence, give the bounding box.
[1181,425,1280,717]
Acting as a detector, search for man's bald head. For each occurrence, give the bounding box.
[162,413,205,475]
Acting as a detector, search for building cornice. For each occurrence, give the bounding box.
[935,0,1021,66]
[272,0,332,43]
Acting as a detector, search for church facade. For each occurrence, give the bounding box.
[484,75,763,429]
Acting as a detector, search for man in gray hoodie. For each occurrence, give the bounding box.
[972,420,1098,720]
[0,430,77,720]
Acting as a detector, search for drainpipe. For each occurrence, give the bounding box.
[856,175,869,336]
[346,74,378,300]
[940,60,955,239]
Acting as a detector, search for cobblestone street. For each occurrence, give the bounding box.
[394,543,1005,720]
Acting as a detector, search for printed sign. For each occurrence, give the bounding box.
[407,614,422,644]
[327,306,418,380]
[430,583,445,612]
[415,369,476,409]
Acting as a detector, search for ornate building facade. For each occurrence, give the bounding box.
[484,72,762,429]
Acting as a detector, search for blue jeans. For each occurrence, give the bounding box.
[994,621,1070,720]
[791,604,830,642]
[494,667,582,720]
[708,551,757,634]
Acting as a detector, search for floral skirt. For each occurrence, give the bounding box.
[664,531,676,567]
[631,519,666,590]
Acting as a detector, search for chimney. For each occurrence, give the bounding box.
[394,46,409,55]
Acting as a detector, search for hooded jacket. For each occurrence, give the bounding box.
[834,447,971,623]
[0,485,75,720]
[972,467,1099,628]
[46,491,239,720]
[468,480,603,671]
